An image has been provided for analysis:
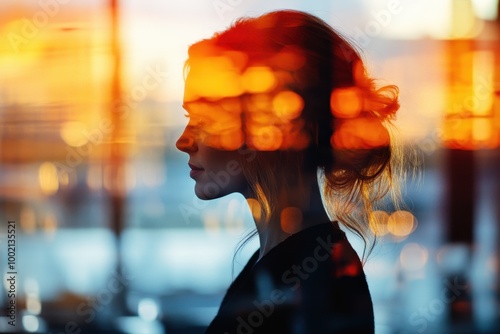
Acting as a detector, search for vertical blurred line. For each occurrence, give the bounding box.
[444,23,475,334]
[110,0,122,236]
[495,1,500,324]
[109,0,127,317]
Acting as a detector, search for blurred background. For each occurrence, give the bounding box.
[0,0,499,333]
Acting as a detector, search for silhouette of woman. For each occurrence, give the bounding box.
[176,9,402,333]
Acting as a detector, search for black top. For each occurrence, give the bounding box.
[205,222,374,334]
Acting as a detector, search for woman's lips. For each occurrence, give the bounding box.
[188,163,204,178]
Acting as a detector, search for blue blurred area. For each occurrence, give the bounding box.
[0,145,498,333]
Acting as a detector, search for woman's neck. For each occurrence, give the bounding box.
[245,173,331,261]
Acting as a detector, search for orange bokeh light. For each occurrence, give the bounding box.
[184,56,244,102]
[241,66,277,93]
[331,118,389,149]
[272,90,304,120]
[387,210,417,237]
[369,210,390,236]
[249,125,283,151]
[280,206,303,234]
[330,87,363,118]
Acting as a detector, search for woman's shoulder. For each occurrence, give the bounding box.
[255,221,361,276]
[251,221,373,332]
[250,221,371,307]
[207,222,374,333]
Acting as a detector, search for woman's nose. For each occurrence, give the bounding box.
[175,127,198,153]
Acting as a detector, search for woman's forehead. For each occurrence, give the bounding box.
[183,46,307,103]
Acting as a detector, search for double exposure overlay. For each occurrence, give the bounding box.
[0,1,499,333]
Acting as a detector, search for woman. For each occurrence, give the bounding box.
[176,9,402,333]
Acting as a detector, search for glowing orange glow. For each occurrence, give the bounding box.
[280,207,303,234]
[271,46,306,71]
[60,121,88,147]
[272,91,304,120]
[183,48,311,151]
[400,243,428,271]
[219,129,245,150]
[279,120,310,150]
[249,125,283,151]
[387,211,416,237]
[330,87,363,118]
[241,66,277,93]
[223,51,249,70]
[443,118,472,149]
[184,56,244,102]
[245,92,308,150]
[352,60,367,87]
[369,210,390,236]
[472,119,493,144]
[332,118,389,149]
[443,118,499,150]
[247,94,272,113]
[39,162,59,195]
[444,51,498,150]
[185,101,244,149]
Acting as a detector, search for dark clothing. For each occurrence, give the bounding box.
[205,222,374,334]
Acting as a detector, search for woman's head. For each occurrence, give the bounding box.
[176,10,402,251]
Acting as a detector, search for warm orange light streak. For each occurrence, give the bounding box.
[60,121,88,147]
[471,52,494,116]
[39,162,59,195]
[443,50,498,150]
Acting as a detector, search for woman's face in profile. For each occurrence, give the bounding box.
[176,80,248,200]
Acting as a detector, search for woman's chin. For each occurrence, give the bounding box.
[194,183,222,200]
